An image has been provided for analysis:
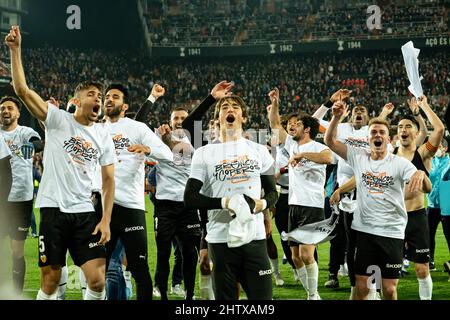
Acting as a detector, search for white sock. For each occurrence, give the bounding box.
[367,280,377,300]
[84,287,106,300]
[57,266,68,300]
[418,275,433,300]
[270,258,279,274]
[199,274,215,300]
[305,262,319,297]
[36,289,58,300]
[78,269,87,299]
[349,286,355,300]
[297,266,309,292]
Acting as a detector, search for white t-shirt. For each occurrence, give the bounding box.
[102,117,173,210]
[156,134,194,202]
[275,144,289,194]
[35,104,116,213]
[1,126,40,201]
[0,133,11,160]
[336,123,369,186]
[346,146,417,239]
[190,138,274,243]
[285,135,329,208]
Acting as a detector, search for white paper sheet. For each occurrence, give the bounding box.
[401,41,423,98]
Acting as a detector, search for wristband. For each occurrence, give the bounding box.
[221,197,228,209]
[413,111,420,117]
[258,199,268,213]
[324,100,333,109]
[147,94,156,104]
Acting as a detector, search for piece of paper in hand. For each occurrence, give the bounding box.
[401,41,423,98]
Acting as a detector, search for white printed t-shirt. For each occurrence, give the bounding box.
[190,138,274,243]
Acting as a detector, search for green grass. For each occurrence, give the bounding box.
[11,198,450,300]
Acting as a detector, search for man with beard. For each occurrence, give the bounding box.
[101,84,173,300]
[0,96,43,295]
[184,93,278,300]
[268,88,332,300]
[6,25,116,300]
[325,101,431,300]
[393,96,445,299]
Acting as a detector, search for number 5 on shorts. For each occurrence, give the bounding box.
[39,235,45,253]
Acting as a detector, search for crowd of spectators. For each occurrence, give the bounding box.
[4,44,446,131]
[142,0,449,46]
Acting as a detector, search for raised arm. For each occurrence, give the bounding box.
[378,102,395,120]
[267,88,288,144]
[182,81,234,142]
[313,89,352,121]
[5,26,47,121]
[135,84,165,125]
[417,96,445,160]
[324,101,349,160]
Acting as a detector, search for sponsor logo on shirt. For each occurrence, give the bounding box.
[112,134,131,151]
[63,136,99,165]
[361,171,394,194]
[214,155,260,184]
[415,248,430,253]
[187,224,200,229]
[344,137,369,148]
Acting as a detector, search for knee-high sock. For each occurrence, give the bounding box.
[79,268,87,299]
[418,275,433,300]
[296,266,308,292]
[12,256,25,294]
[57,266,68,300]
[305,262,319,297]
[199,274,215,300]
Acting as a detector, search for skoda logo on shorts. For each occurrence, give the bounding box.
[40,254,47,264]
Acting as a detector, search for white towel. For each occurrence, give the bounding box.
[227,217,257,248]
[401,41,423,98]
[227,194,256,247]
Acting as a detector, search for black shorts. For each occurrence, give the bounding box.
[154,199,201,241]
[288,205,324,246]
[354,230,404,279]
[0,200,33,241]
[38,208,106,267]
[405,209,430,263]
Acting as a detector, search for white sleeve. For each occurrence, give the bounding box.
[141,124,173,162]
[44,103,65,130]
[345,145,359,167]
[24,127,41,142]
[260,145,275,174]
[189,147,206,183]
[98,132,116,167]
[0,136,11,159]
[284,135,295,156]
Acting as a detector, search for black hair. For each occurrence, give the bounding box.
[105,83,129,104]
[0,96,22,111]
[299,115,320,140]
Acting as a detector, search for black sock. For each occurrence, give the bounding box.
[12,256,26,294]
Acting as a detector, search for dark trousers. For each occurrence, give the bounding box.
[106,204,153,300]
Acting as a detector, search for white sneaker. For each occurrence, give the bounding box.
[338,263,348,277]
[293,269,300,282]
[307,293,321,300]
[403,258,410,268]
[274,272,284,286]
[171,284,185,297]
[153,287,161,298]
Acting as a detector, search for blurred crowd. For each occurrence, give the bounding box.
[142,0,449,46]
[10,45,448,130]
